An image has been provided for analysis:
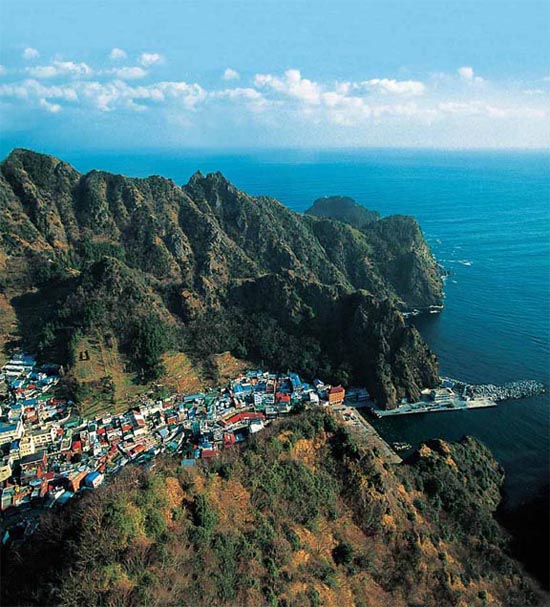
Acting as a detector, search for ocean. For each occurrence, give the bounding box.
[33,147,550,508]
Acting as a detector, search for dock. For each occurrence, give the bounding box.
[371,396,496,418]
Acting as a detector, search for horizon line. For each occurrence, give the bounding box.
[2,144,550,159]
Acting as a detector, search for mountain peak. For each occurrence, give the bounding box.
[3,147,67,166]
[184,169,239,207]
[1,148,80,189]
[186,169,232,188]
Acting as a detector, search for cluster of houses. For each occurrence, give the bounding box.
[0,353,350,542]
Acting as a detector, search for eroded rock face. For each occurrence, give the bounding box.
[0,149,444,408]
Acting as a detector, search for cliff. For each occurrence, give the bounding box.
[305,195,443,309]
[0,149,444,409]
[0,411,544,607]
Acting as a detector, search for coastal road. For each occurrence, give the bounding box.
[333,405,402,464]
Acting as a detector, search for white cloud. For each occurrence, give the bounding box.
[223,68,239,81]
[458,66,484,84]
[111,66,147,80]
[255,69,322,104]
[39,98,61,113]
[458,66,474,81]
[362,78,426,96]
[0,65,6,76]
[109,48,127,61]
[139,52,163,67]
[26,60,93,79]
[26,66,58,78]
[215,87,262,101]
[438,100,545,119]
[22,47,40,61]
[0,60,547,147]
[0,77,206,113]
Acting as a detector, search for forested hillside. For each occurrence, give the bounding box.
[0,411,543,607]
[0,149,443,409]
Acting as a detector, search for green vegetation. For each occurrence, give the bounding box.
[0,411,544,607]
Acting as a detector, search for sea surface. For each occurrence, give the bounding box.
[36,148,550,508]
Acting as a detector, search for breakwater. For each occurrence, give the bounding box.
[445,378,546,402]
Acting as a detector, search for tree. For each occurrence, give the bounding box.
[128,314,169,381]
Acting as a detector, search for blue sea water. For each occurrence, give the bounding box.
[30,147,550,507]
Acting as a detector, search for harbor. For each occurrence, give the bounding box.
[371,396,497,418]
[365,378,545,419]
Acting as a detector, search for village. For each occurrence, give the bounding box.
[0,352,357,544]
[3,349,541,546]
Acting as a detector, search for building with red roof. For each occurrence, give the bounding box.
[200,448,218,459]
[221,411,266,427]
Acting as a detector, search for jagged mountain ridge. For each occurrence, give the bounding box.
[0,148,443,408]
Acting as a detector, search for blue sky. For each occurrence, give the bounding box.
[0,0,549,151]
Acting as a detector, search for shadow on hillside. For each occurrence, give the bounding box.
[498,485,550,590]
[10,281,74,365]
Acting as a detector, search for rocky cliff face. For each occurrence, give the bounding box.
[0,149,444,408]
[305,195,443,309]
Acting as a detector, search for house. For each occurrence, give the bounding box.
[1,487,15,510]
[200,448,218,459]
[309,392,320,405]
[19,450,47,484]
[131,411,146,430]
[23,408,38,424]
[253,392,263,407]
[222,411,265,427]
[0,419,24,446]
[65,469,88,492]
[83,471,104,489]
[19,435,35,458]
[7,404,22,423]
[249,419,264,433]
[328,385,346,405]
[0,457,12,483]
[29,426,57,448]
[288,373,303,392]
[183,393,205,404]
[265,405,278,419]
[223,432,236,447]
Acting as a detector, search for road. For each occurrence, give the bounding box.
[333,404,402,464]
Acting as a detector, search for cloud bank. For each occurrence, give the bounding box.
[0,50,548,148]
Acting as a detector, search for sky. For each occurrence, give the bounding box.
[0,0,549,152]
